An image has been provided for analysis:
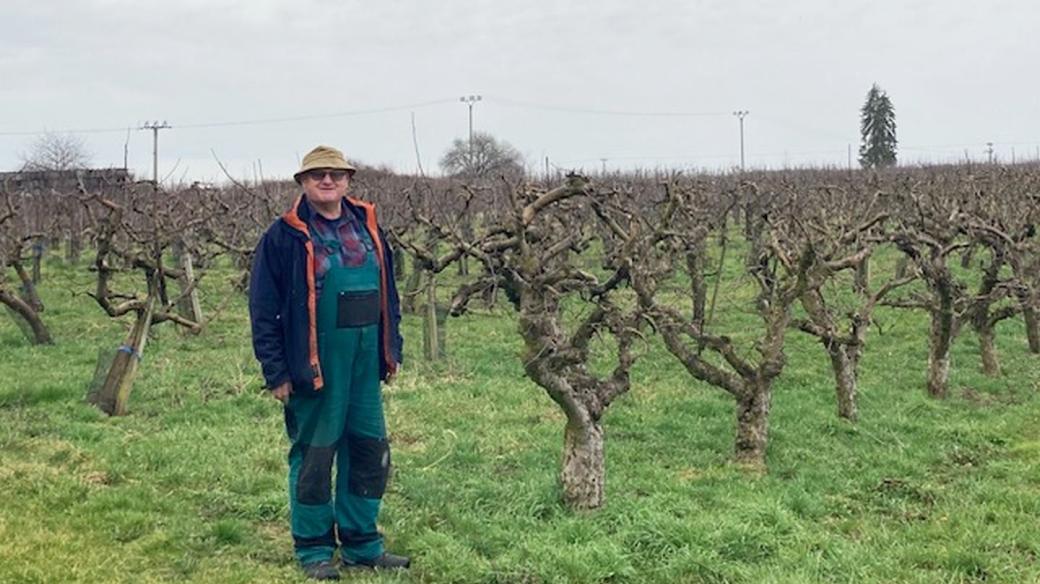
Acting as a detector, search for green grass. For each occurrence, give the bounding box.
[0,256,1038,583]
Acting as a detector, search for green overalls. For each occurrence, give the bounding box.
[284,224,389,566]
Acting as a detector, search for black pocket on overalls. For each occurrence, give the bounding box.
[336,290,380,328]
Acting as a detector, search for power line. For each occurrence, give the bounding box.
[0,125,131,137]
[0,98,459,137]
[483,95,730,117]
[174,98,457,129]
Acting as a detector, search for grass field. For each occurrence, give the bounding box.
[1,258,1038,583]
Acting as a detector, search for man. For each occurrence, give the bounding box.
[249,145,407,580]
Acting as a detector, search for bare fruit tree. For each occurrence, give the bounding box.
[19,131,92,172]
[0,190,53,344]
[449,175,644,510]
[786,183,912,421]
[81,184,219,415]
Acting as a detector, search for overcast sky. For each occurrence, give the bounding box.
[1,0,1037,183]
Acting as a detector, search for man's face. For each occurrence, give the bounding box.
[301,168,350,207]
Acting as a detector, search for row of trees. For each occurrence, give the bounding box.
[392,166,1038,508]
[2,161,1037,510]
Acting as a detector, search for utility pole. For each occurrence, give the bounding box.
[123,127,131,170]
[732,110,749,171]
[847,143,853,171]
[600,158,607,175]
[986,142,994,164]
[459,95,481,170]
[140,121,170,190]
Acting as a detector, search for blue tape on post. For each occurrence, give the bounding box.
[117,344,142,361]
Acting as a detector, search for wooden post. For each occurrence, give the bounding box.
[31,242,43,284]
[420,272,440,359]
[393,245,406,280]
[176,251,203,331]
[403,268,423,315]
[89,294,156,416]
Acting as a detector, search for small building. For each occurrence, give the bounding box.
[0,168,134,193]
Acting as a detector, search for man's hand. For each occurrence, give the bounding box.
[385,364,402,385]
[271,381,293,403]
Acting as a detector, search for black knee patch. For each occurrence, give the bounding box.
[347,435,390,498]
[297,445,335,505]
[337,524,382,547]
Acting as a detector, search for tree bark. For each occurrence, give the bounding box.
[976,324,1001,376]
[560,416,605,511]
[927,311,954,399]
[13,262,43,312]
[828,344,859,421]
[686,245,707,328]
[734,382,771,466]
[481,272,498,309]
[1021,302,1040,354]
[853,258,870,294]
[0,289,52,345]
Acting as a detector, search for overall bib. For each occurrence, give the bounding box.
[284,226,388,566]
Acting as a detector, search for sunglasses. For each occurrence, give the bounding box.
[302,169,350,182]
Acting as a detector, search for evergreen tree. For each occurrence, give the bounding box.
[858,84,897,169]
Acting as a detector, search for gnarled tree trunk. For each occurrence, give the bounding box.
[0,289,52,345]
[686,244,707,328]
[927,309,955,398]
[976,322,1001,376]
[13,262,43,312]
[854,258,870,294]
[561,415,604,511]
[734,381,772,466]
[827,343,859,421]
[1019,298,1040,354]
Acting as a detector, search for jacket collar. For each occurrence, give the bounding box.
[283,194,376,239]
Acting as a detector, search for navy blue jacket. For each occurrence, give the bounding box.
[249,195,403,394]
